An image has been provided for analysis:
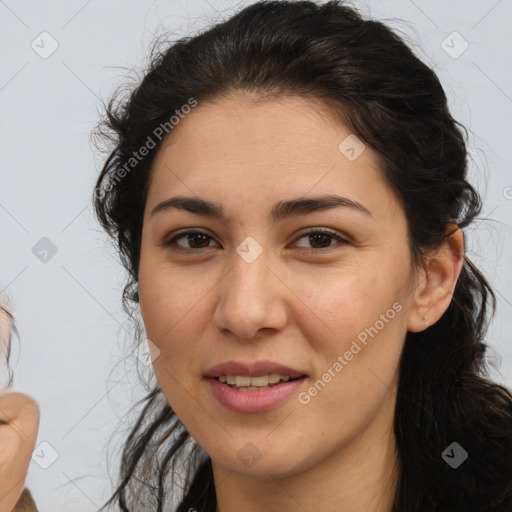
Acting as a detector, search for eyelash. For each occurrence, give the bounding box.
[161,228,349,253]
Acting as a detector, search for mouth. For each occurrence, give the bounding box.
[204,361,309,412]
[213,373,307,391]
[205,367,309,413]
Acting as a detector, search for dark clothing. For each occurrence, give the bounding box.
[12,488,38,512]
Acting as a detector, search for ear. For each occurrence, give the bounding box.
[407,225,465,333]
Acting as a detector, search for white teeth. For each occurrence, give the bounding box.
[250,375,269,386]
[268,373,281,384]
[235,376,251,387]
[216,373,299,387]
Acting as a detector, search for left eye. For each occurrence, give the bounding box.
[293,229,348,250]
[163,229,348,252]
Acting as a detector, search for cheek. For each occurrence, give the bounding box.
[138,262,212,366]
[296,263,406,346]
[293,262,408,402]
[138,266,208,418]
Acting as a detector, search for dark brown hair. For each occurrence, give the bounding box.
[93,1,512,510]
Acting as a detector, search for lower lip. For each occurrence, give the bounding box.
[206,377,307,413]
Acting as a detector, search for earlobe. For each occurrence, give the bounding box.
[407,225,465,333]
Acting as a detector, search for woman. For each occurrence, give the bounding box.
[93,1,512,510]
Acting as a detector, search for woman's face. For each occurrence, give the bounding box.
[138,92,418,478]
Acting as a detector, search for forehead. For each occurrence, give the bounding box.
[154,92,355,164]
[147,92,401,223]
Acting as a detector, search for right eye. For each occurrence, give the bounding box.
[162,230,219,252]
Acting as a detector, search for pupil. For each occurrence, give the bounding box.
[309,233,331,248]
[189,233,208,248]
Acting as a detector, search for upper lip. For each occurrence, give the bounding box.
[204,360,307,379]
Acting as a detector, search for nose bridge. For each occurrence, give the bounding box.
[231,244,269,293]
[214,243,287,339]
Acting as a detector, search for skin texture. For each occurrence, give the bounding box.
[138,92,464,512]
[0,392,39,512]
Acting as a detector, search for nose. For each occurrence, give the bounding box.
[213,250,288,339]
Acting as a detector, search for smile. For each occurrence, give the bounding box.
[207,375,308,413]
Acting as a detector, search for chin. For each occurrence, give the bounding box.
[207,439,312,479]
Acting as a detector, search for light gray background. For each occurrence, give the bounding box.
[1,0,511,510]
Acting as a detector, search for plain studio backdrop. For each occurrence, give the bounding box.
[1,0,511,510]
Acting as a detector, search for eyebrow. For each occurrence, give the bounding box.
[149,194,372,222]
